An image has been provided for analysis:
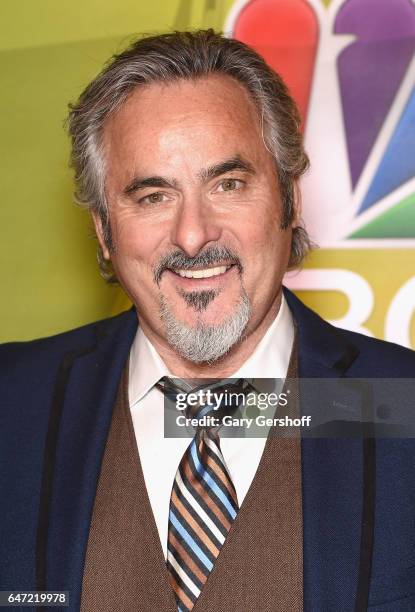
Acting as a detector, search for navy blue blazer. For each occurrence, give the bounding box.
[1,288,415,611]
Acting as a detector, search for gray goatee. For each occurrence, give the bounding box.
[160,291,251,364]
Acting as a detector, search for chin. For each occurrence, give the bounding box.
[159,292,251,364]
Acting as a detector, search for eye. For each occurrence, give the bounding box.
[216,178,245,193]
[138,192,168,205]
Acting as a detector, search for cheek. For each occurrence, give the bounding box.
[109,231,160,299]
[241,211,281,256]
[239,218,291,285]
[111,216,159,263]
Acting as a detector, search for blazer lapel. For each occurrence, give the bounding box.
[284,288,374,611]
[36,309,138,611]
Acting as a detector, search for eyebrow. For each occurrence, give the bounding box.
[123,155,256,196]
[198,156,256,182]
[123,175,178,195]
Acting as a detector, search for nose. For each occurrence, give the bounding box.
[170,199,222,257]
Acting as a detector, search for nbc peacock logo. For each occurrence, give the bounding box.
[225,0,415,348]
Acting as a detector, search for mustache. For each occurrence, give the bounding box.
[153,245,242,285]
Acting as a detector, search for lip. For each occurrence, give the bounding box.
[164,263,238,288]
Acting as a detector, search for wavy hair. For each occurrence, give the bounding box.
[67,29,313,282]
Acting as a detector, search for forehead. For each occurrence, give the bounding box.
[102,74,270,172]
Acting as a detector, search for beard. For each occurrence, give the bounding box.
[159,289,251,364]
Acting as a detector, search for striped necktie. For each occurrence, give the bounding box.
[156,378,250,612]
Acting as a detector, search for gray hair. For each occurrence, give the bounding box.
[160,290,251,364]
[67,29,312,282]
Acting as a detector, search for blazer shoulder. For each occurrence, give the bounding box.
[283,286,415,376]
[0,309,136,377]
[335,326,415,376]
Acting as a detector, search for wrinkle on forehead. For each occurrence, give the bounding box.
[103,74,263,152]
[101,73,275,195]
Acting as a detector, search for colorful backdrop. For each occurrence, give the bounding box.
[1,0,414,348]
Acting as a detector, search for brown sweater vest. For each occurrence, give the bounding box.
[81,340,303,612]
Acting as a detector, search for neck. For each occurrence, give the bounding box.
[138,290,283,378]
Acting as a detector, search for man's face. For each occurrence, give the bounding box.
[95,75,294,362]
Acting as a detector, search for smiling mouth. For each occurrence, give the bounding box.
[170,264,234,279]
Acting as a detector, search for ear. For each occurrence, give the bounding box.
[291,181,302,227]
[91,210,111,260]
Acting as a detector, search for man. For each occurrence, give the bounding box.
[1,30,415,612]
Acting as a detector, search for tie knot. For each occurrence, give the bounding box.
[156,376,255,426]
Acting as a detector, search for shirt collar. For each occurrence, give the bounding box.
[129,294,294,406]
[232,294,294,379]
[128,326,171,405]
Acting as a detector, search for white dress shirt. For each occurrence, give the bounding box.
[128,295,294,558]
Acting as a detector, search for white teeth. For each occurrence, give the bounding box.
[175,266,229,279]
